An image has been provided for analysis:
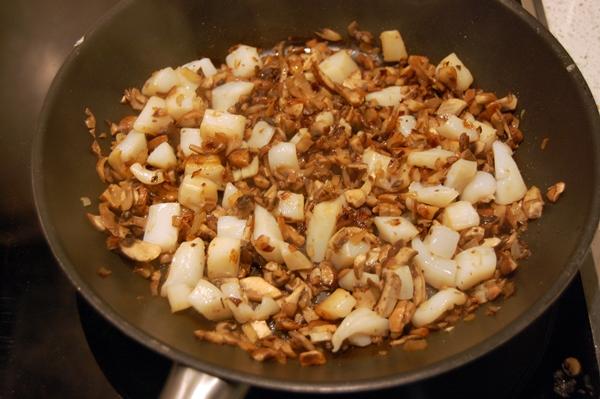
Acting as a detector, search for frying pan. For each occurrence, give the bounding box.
[32,0,600,396]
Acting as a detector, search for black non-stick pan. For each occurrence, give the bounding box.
[32,0,600,396]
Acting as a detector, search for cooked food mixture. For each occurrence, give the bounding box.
[85,22,563,366]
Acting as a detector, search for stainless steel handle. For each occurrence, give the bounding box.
[160,364,249,399]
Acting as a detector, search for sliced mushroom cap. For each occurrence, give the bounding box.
[120,238,162,262]
[374,269,402,317]
[240,276,283,302]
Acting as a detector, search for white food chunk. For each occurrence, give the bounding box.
[130,163,164,185]
[461,171,497,204]
[412,288,467,327]
[374,216,419,244]
[226,300,255,324]
[445,159,477,193]
[455,245,497,290]
[247,120,275,149]
[442,201,480,231]
[163,284,193,314]
[165,86,201,121]
[254,297,280,321]
[407,147,455,169]
[338,271,380,291]
[268,142,299,171]
[308,324,336,344]
[217,216,247,240]
[362,147,392,172]
[380,30,408,62]
[184,155,225,187]
[206,236,241,279]
[179,128,202,158]
[398,115,416,137]
[211,81,254,112]
[318,50,359,84]
[329,240,371,270]
[362,148,392,188]
[188,279,232,321]
[315,288,357,320]
[276,191,304,221]
[409,182,459,208]
[435,53,474,92]
[222,182,241,209]
[348,334,372,347]
[306,197,344,262]
[176,67,201,91]
[114,130,147,164]
[143,203,181,252]
[133,96,172,135]
[493,140,527,204]
[199,109,246,152]
[232,156,259,181]
[436,98,467,116]
[142,67,179,96]
[365,86,403,107]
[182,58,217,77]
[162,238,206,312]
[313,111,334,130]
[331,307,389,352]
[178,175,219,212]
[162,239,206,293]
[280,243,313,271]
[424,224,460,259]
[147,142,177,170]
[477,121,498,149]
[252,205,284,262]
[220,278,243,300]
[436,115,479,142]
[289,128,311,146]
[226,45,262,78]
[412,238,457,289]
[250,320,272,338]
[463,112,497,149]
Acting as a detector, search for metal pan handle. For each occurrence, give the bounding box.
[160,364,249,399]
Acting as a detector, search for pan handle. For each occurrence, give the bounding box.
[159,363,249,399]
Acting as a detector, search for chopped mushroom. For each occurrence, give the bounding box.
[546,181,566,203]
[374,269,402,317]
[522,186,544,219]
[240,276,283,301]
[299,350,327,366]
[119,240,162,262]
[389,300,416,333]
[316,28,343,42]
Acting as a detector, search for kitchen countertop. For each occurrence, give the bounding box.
[544,0,600,272]
[543,0,600,366]
[544,0,600,105]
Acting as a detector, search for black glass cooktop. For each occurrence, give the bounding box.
[0,0,599,398]
[1,239,598,398]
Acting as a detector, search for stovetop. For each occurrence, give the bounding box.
[1,0,600,398]
[1,239,599,398]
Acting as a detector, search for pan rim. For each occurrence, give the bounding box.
[32,0,600,393]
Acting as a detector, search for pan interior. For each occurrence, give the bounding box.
[34,0,600,391]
